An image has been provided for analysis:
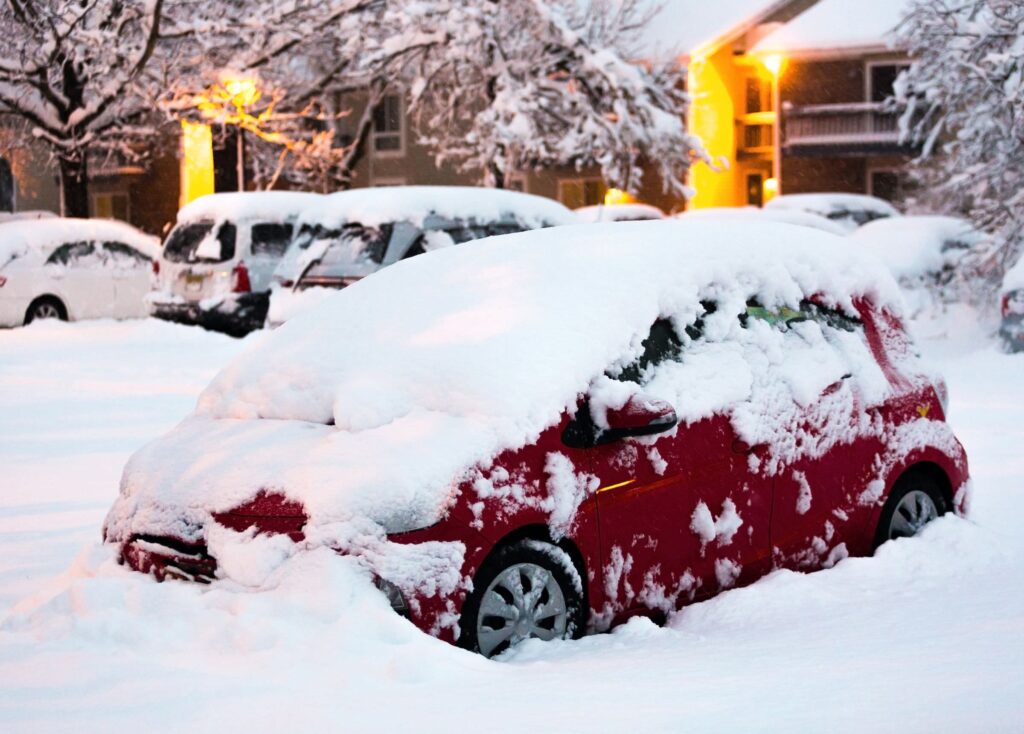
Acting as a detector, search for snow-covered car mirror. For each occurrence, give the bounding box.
[604,394,678,439]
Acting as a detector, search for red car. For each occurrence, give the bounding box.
[105,220,970,657]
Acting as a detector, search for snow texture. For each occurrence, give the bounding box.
[574,203,666,223]
[176,192,326,226]
[765,193,900,231]
[677,206,847,236]
[849,216,986,280]
[0,218,159,268]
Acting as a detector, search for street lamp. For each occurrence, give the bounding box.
[223,78,259,192]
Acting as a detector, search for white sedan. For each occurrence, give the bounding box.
[0,218,159,327]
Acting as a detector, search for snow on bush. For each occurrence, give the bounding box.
[105,219,909,588]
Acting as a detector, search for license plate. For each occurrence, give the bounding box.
[185,273,204,292]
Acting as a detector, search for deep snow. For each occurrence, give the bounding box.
[1,311,1023,732]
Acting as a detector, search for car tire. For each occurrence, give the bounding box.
[874,470,948,549]
[459,539,585,658]
[24,296,67,325]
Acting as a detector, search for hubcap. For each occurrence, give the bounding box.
[33,303,60,320]
[888,489,938,540]
[476,562,569,657]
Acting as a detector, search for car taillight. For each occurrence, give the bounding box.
[0,275,6,287]
[152,259,160,276]
[1002,294,1011,317]
[935,377,949,417]
[232,261,251,293]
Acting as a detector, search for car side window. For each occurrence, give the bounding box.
[250,223,294,258]
[487,223,524,237]
[46,241,96,266]
[217,223,237,260]
[613,318,684,384]
[103,242,150,267]
[740,300,860,333]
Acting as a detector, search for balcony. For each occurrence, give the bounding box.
[781,102,916,156]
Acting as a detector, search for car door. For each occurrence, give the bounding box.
[44,241,115,319]
[103,242,152,318]
[755,301,887,568]
[580,317,772,626]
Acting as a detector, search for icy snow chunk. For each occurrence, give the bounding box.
[794,471,813,515]
[690,498,743,548]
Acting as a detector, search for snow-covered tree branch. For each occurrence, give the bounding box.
[385,0,707,195]
[896,0,1024,291]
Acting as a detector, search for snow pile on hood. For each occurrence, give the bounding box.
[677,206,847,236]
[295,186,577,231]
[575,204,665,223]
[850,216,986,279]
[105,220,903,550]
[766,193,899,230]
[177,192,325,225]
[0,217,160,268]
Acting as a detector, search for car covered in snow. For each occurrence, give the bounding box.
[266,186,577,326]
[999,256,1024,352]
[104,219,970,657]
[766,193,900,232]
[574,203,666,223]
[0,217,159,327]
[676,205,846,235]
[148,192,323,336]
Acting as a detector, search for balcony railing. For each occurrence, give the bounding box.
[782,102,910,151]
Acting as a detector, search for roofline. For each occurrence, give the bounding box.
[755,42,907,61]
[687,0,810,61]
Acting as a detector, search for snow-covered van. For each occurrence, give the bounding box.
[106,219,969,657]
[766,193,900,232]
[0,218,158,327]
[266,186,577,326]
[148,192,323,336]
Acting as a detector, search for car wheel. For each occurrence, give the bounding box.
[459,540,585,658]
[875,472,947,548]
[24,296,67,325]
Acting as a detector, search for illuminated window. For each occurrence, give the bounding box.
[558,178,606,208]
[92,192,130,222]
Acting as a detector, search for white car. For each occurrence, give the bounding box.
[148,192,324,336]
[765,193,899,232]
[0,218,158,327]
[267,186,577,326]
[676,206,846,236]
[574,203,666,222]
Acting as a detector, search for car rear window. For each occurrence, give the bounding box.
[303,224,393,277]
[251,223,294,259]
[163,222,236,263]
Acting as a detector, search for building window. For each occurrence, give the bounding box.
[868,169,904,203]
[558,178,606,209]
[372,94,404,156]
[746,173,764,207]
[868,63,911,103]
[745,76,772,114]
[92,192,130,222]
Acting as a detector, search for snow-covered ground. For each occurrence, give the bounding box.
[1,312,1022,732]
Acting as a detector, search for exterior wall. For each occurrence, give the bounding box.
[0,134,61,214]
[781,58,864,105]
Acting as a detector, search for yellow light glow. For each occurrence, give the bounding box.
[223,77,260,109]
[604,188,637,206]
[180,120,214,207]
[763,176,779,201]
[761,54,786,78]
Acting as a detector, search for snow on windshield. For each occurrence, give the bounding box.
[106,220,911,563]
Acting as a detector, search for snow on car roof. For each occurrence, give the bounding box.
[105,219,904,546]
[177,192,325,225]
[849,216,986,280]
[575,204,666,223]
[752,0,912,56]
[0,217,159,267]
[676,206,847,236]
[765,193,900,219]
[1001,256,1024,295]
[296,186,578,230]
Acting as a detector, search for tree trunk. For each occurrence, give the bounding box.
[336,82,386,190]
[488,161,506,189]
[59,156,89,218]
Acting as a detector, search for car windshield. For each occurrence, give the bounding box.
[163,222,235,263]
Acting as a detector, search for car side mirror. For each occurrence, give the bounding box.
[604,394,678,440]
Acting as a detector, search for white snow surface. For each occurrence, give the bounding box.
[1002,256,1024,295]
[574,203,666,222]
[294,186,578,230]
[765,193,900,221]
[752,0,913,55]
[0,217,160,267]
[1,305,1024,731]
[104,220,902,546]
[176,192,325,225]
[678,205,847,235]
[849,216,986,280]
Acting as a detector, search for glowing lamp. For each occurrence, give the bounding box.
[763,177,779,201]
[604,188,637,206]
[761,54,786,78]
